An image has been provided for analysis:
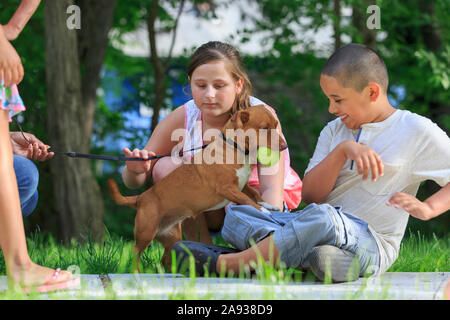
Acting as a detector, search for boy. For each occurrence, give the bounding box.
[173,43,450,282]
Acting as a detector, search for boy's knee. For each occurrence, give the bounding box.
[295,203,339,239]
[301,204,335,224]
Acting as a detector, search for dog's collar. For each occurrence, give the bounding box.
[219,133,249,155]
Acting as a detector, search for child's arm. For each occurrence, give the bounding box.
[2,0,41,41]
[0,26,24,86]
[302,140,384,204]
[387,182,450,221]
[257,136,286,211]
[121,105,185,189]
[257,106,287,210]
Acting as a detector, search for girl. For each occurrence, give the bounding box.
[122,41,302,244]
[0,0,78,293]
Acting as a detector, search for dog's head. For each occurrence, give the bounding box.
[222,105,288,153]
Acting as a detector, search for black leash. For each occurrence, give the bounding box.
[12,117,208,162]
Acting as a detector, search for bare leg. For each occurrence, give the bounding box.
[0,111,71,287]
[215,235,280,274]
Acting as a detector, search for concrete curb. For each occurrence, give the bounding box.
[0,272,448,300]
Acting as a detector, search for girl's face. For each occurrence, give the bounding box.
[190,60,243,119]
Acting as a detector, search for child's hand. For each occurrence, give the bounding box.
[0,26,24,86]
[123,147,154,174]
[10,132,53,161]
[386,192,434,221]
[341,140,384,181]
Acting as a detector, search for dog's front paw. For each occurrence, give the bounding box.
[257,202,281,212]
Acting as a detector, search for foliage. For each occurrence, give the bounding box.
[388,230,450,272]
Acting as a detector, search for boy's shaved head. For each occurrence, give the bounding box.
[321,43,389,93]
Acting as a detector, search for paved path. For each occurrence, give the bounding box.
[0,272,448,299]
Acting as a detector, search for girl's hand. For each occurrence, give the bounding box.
[386,192,434,221]
[0,26,24,87]
[340,140,384,181]
[123,147,154,174]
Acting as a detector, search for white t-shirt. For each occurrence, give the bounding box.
[305,109,450,273]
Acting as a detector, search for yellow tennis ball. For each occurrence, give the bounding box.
[257,146,280,166]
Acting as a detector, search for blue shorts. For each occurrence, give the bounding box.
[14,155,39,217]
[222,203,380,275]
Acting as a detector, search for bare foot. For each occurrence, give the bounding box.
[7,261,73,289]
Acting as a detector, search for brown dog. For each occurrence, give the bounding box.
[107,105,287,272]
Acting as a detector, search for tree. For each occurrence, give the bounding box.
[44,0,117,242]
[147,0,185,133]
[351,0,376,49]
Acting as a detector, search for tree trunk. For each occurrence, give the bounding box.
[418,1,441,52]
[146,0,184,133]
[44,0,115,242]
[351,0,376,49]
[333,0,341,51]
[77,0,117,140]
[147,0,166,134]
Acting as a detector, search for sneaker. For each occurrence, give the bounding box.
[172,241,239,276]
[307,245,361,283]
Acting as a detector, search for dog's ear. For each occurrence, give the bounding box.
[233,110,250,128]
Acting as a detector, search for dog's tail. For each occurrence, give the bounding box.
[107,179,138,209]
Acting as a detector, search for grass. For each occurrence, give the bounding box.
[0,229,448,299]
[387,230,449,272]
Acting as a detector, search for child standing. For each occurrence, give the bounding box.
[121,41,302,245]
[0,0,78,292]
[174,43,450,281]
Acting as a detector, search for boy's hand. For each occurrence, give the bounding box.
[341,140,384,181]
[123,147,153,174]
[386,192,433,221]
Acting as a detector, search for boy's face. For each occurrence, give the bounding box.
[320,75,375,130]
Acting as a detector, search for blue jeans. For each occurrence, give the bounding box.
[13,155,39,217]
[222,203,380,276]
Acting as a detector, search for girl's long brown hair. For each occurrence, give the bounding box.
[187,41,252,115]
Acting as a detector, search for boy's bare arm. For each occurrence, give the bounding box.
[302,140,384,204]
[302,142,347,204]
[387,182,450,221]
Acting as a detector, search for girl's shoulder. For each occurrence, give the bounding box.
[157,104,185,132]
